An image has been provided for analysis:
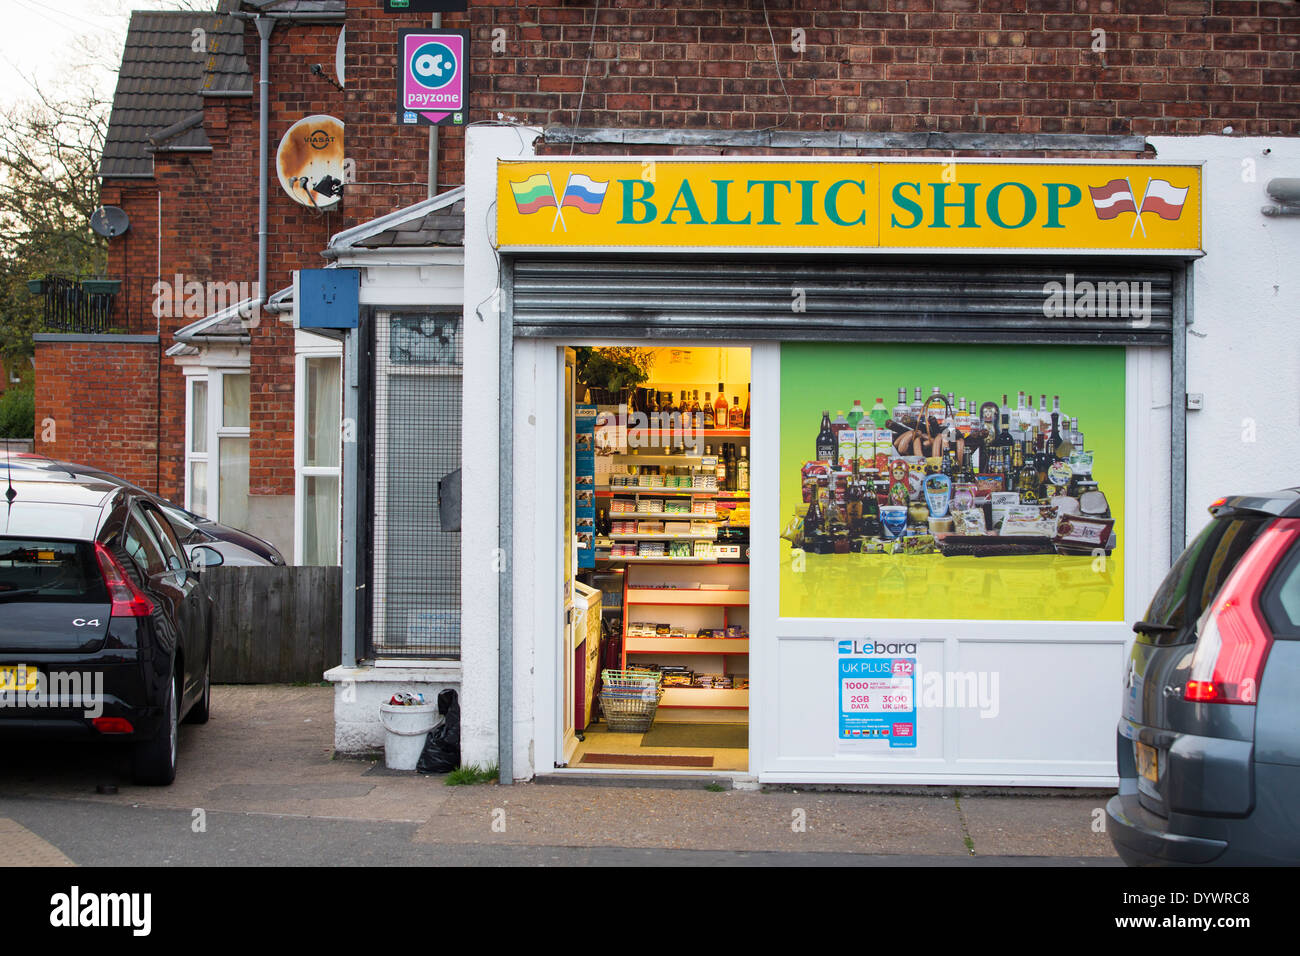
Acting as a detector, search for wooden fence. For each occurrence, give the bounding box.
[202,566,342,684]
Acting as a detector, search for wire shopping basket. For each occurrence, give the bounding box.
[599,668,663,733]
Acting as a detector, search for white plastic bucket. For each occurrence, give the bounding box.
[378,702,439,770]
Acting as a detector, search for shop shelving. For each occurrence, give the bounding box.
[618,562,749,712]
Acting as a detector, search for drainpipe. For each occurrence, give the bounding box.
[255,15,274,308]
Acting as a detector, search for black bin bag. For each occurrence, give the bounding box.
[416,689,461,774]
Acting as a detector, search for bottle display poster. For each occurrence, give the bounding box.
[575,404,597,569]
[779,343,1125,621]
[838,644,918,749]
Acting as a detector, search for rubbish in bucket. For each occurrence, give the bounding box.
[416,689,460,774]
[378,698,439,771]
[388,692,426,706]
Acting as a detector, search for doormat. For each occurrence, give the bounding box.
[579,753,714,768]
[640,723,749,750]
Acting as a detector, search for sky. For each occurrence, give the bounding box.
[0,0,209,110]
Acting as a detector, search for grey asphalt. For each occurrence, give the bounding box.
[0,686,1123,867]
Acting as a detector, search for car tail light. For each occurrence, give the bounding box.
[92,717,133,734]
[94,543,154,617]
[1186,520,1300,704]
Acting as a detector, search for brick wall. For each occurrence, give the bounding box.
[33,341,161,493]
[344,0,470,223]
[465,0,1300,140]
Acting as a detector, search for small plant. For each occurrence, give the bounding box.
[0,385,34,440]
[446,763,499,786]
[574,346,655,394]
[704,782,726,792]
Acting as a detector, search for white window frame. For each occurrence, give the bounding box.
[293,338,343,565]
[183,366,252,523]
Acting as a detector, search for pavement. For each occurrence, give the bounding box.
[0,685,1120,866]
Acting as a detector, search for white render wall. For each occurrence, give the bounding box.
[461,125,543,780]
[1151,135,1300,544]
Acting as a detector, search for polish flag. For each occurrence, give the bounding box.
[1139,179,1189,221]
[1088,179,1138,219]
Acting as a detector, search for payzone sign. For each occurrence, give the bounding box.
[838,642,917,749]
[398,30,467,126]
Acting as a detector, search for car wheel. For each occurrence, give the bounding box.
[184,653,211,725]
[132,671,179,786]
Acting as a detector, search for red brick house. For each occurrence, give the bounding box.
[33,0,467,563]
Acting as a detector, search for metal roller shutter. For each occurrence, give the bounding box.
[509,257,1177,345]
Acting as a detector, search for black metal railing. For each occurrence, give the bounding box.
[29,275,123,334]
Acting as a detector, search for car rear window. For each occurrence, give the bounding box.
[0,538,108,603]
[1263,539,1300,637]
[1144,514,1272,631]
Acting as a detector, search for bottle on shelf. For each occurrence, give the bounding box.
[869,397,889,427]
[1037,394,1050,439]
[688,390,701,431]
[831,409,850,438]
[743,383,750,429]
[729,394,745,429]
[816,410,836,463]
[702,391,715,429]
[1013,391,1028,440]
[804,489,824,537]
[989,400,1014,478]
[1050,411,1069,460]
[892,387,909,424]
[716,443,728,489]
[737,446,749,492]
[955,397,972,437]
[847,399,866,428]
[714,384,729,430]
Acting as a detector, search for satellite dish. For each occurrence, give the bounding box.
[276,115,345,210]
[335,27,345,89]
[90,205,130,238]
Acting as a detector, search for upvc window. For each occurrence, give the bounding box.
[294,351,341,565]
[185,369,251,528]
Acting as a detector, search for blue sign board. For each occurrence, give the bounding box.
[298,268,359,329]
[837,650,917,749]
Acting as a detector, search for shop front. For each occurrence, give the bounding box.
[463,138,1202,784]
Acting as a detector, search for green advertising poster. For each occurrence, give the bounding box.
[779,343,1125,621]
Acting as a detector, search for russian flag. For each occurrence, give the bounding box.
[560,174,609,215]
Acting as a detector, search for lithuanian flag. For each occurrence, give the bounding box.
[509,174,558,215]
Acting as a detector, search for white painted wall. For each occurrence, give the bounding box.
[461,126,543,780]
[1151,136,1300,544]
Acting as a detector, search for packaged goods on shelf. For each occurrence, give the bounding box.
[668,540,693,558]
[693,541,713,559]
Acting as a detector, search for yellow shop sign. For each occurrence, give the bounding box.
[496,160,1201,253]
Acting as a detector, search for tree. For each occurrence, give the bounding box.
[0,84,109,361]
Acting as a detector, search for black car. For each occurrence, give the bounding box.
[1107,488,1300,865]
[0,472,212,784]
[6,454,285,566]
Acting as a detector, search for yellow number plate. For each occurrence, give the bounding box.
[1136,741,1159,784]
[0,665,38,693]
